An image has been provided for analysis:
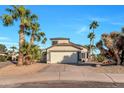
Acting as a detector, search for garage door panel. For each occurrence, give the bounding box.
[50,52,78,63]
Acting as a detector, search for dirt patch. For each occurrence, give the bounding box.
[67,64,124,74]
[0,63,48,76]
[0,62,12,69]
[93,65,124,74]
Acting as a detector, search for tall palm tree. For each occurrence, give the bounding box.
[89,21,99,53]
[89,21,99,33]
[30,23,46,46]
[88,32,95,56]
[1,6,32,65]
[24,16,46,64]
[25,14,46,47]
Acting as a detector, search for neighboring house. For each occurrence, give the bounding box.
[46,38,88,64]
[11,52,18,61]
[0,52,7,56]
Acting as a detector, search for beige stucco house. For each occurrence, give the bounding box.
[46,38,88,64]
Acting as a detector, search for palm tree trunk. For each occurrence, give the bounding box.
[25,30,35,65]
[88,40,92,61]
[18,25,25,66]
[29,30,35,46]
[92,29,95,56]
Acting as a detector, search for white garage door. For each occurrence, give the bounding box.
[50,52,78,64]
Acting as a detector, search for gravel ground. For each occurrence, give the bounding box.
[0,62,12,69]
[93,65,124,74]
[0,63,48,76]
[1,80,124,88]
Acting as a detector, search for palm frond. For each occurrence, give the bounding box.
[30,14,38,21]
[24,31,31,36]
[39,32,45,37]
[42,37,47,44]
[2,14,14,26]
[6,8,14,14]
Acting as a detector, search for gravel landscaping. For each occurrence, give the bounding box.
[0,63,48,76]
[0,62,12,69]
[93,65,124,74]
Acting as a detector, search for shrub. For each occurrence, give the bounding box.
[0,55,7,62]
[96,54,105,62]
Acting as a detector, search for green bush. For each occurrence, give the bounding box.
[0,55,7,62]
[7,56,12,61]
[96,54,105,62]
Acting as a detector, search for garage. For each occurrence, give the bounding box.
[50,52,78,64]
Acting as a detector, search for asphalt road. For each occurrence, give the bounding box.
[1,81,124,88]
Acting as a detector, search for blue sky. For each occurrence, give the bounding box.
[0,5,124,49]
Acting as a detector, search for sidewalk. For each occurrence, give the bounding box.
[1,71,124,86]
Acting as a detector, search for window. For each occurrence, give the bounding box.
[52,41,58,45]
[82,53,85,58]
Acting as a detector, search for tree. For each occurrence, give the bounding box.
[115,30,124,64]
[0,44,7,53]
[89,21,99,33]
[1,6,35,65]
[89,21,99,54]
[21,42,42,64]
[96,31,123,65]
[30,22,46,46]
[24,15,47,64]
[88,32,95,57]
[88,21,99,61]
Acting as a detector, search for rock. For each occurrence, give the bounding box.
[96,64,101,67]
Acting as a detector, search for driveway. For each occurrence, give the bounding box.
[39,64,66,72]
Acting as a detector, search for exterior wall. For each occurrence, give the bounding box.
[81,48,88,62]
[58,40,69,44]
[52,40,69,44]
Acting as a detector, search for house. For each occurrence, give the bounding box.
[46,38,88,64]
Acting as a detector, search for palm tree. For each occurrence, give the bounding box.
[30,23,46,46]
[1,6,33,65]
[21,42,42,64]
[25,14,46,47]
[88,32,95,56]
[89,21,99,33]
[89,21,99,54]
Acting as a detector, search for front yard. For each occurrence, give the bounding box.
[0,62,124,76]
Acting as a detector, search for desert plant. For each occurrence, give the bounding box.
[96,54,105,62]
[0,55,7,62]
